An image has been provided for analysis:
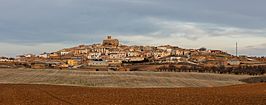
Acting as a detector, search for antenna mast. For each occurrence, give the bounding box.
[236,42,238,57]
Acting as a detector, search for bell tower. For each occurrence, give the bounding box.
[107,36,112,39]
[102,35,119,47]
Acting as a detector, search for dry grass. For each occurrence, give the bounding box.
[0,69,253,87]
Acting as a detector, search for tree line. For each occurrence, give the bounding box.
[157,64,266,75]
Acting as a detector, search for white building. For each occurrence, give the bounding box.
[60,51,70,55]
[38,53,49,58]
[0,57,14,62]
[88,52,102,59]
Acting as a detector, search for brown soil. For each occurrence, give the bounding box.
[0,83,265,105]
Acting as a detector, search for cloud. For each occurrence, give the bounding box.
[114,18,266,56]
[240,43,266,56]
[0,42,75,57]
[116,18,266,42]
[0,0,266,56]
[1,0,266,44]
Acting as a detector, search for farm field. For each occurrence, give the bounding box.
[0,69,254,87]
[0,83,265,105]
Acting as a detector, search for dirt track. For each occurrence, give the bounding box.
[0,83,265,105]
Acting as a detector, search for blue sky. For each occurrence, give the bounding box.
[0,0,266,57]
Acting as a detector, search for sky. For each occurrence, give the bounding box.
[0,0,266,57]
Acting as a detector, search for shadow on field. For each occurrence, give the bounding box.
[240,76,266,83]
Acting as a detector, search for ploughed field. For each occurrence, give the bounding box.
[0,69,254,87]
[0,83,265,105]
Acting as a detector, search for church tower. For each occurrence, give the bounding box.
[102,35,119,48]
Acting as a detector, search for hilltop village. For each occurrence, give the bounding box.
[1,36,266,72]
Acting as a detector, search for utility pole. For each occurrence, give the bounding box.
[236,42,238,57]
